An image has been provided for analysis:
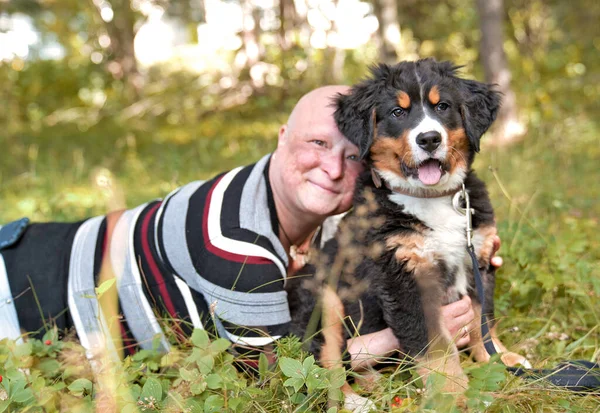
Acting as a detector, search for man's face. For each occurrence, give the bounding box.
[275,120,364,218]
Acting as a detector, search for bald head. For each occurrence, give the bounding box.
[270,84,363,230]
[286,85,350,139]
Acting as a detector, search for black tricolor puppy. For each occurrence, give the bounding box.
[288,58,529,397]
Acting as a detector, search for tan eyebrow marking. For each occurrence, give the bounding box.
[428,86,440,105]
[397,91,410,109]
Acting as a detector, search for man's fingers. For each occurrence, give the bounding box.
[442,296,474,342]
[492,235,501,254]
[491,255,503,268]
[444,295,472,317]
[455,332,471,348]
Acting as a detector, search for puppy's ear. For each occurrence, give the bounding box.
[333,64,389,159]
[334,92,376,160]
[459,79,502,152]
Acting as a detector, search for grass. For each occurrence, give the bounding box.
[0,96,599,411]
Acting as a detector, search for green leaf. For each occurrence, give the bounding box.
[290,392,307,405]
[191,329,210,349]
[95,278,116,298]
[301,355,315,376]
[305,369,328,392]
[229,397,245,412]
[0,400,10,413]
[36,358,60,376]
[179,367,200,382]
[140,377,163,402]
[190,381,207,395]
[209,338,231,354]
[13,342,32,358]
[186,399,204,413]
[204,394,225,413]
[328,388,343,402]
[67,378,93,397]
[284,377,305,392]
[12,387,35,404]
[279,357,304,379]
[258,352,269,381]
[328,367,346,389]
[205,373,223,389]
[197,354,215,375]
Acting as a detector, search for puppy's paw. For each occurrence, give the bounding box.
[500,352,532,369]
[344,392,376,413]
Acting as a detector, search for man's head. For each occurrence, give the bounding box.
[270,86,364,222]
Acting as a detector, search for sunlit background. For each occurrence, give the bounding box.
[0,0,598,222]
[0,2,599,410]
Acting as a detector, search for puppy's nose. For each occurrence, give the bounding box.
[416,131,442,153]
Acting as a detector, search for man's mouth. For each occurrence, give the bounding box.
[310,181,339,194]
[401,159,446,185]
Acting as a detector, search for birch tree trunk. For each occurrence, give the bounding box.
[477,0,526,145]
[373,0,400,65]
[93,0,141,97]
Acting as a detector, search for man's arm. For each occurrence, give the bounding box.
[346,296,474,370]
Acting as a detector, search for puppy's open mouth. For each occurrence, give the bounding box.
[402,159,446,186]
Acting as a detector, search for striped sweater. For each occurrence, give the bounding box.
[0,154,293,360]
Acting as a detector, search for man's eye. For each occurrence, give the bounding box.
[347,154,359,161]
[436,102,450,111]
[312,140,326,146]
[391,107,406,118]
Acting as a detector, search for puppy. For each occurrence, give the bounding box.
[288,59,529,407]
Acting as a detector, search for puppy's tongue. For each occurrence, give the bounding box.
[417,160,442,185]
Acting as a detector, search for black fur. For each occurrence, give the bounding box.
[288,58,502,366]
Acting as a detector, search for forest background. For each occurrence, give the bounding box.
[0,0,598,411]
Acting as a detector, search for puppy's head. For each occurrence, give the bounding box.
[334,58,500,194]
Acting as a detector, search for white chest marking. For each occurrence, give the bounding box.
[388,193,471,295]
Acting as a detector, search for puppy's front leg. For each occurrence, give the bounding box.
[321,286,376,413]
[469,227,531,368]
[375,258,468,394]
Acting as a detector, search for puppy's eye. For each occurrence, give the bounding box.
[391,107,406,118]
[436,102,450,112]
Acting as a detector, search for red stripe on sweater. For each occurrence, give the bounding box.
[202,176,273,265]
[140,202,179,319]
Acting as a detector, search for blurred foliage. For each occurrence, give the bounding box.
[0,0,599,409]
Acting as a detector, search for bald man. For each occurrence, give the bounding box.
[0,86,477,371]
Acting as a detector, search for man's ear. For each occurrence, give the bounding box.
[333,64,389,160]
[277,124,288,147]
[459,79,502,152]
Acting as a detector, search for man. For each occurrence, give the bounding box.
[0,86,483,366]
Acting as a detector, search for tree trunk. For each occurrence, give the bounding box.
[240,0,261,69]
[278,0,295,51]
[92,0,141,98]
[373,0,400,65]
[476,0,526,145]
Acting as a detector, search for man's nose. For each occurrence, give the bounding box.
[322,152,344,180]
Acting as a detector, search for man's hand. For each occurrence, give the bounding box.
[442,296,474,347]
[490,234,502,268]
